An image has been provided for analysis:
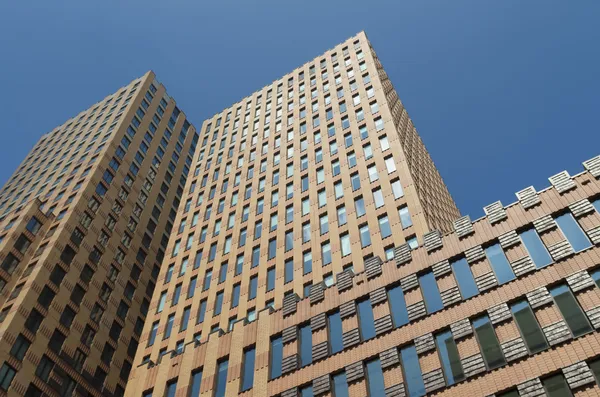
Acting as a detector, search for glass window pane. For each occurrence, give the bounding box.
[215,360,228,397]
[510,300,548,353]
[542,374,573,397]
[589,358,600,385]
[357,299,376,341]
[520,228,552,268]
[270,337,283,379]
[241,348,255,391]
[485,244,515,285]
[472,315,505,369]
[299,324,312,366]
[189,370,202,397]
[450,258,478,299]
[549,284,592,337]
[388,285,408,328]
[556,213,592,252]
[328,312,344,354]
[333,372,350,397]
[300,385,313,397]
[400,345,426,397]
[419,272,443,313]
[366,359,386,397]
[435,330,464,385]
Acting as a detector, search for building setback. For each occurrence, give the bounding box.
[0,72,198,396]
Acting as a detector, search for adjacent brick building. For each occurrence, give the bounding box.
[0,72,198,396]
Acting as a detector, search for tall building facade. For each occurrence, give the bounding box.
[0,72,198,396]
[125,31,466,396]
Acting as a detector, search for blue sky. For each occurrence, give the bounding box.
[1,1,599,219]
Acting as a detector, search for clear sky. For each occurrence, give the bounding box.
[0,0,599,220]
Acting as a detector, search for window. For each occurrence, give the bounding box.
[399,345,426,397]
[319,214,328,235]
[231,284,241,308]
[164,314,175,338]
[542,373,573,396]
[268,239,277,259]
[485,243,515,284]
[249,276,258,300]
[302,222,311,243]
[165,380,177,397]
[367,165,378,182]
[299,324,312,366]
[241,347,255,392]
[304,251,313,273]
[388,285,409,328]
[359,224,371,247]
[556,212,592,252]
[391,179,404,199]
[189,370,202,397]
[365,358,385,397]
[10,334,30,361]
[147,322,159,346]
[203,270,212,291]
[328,311,344,354]
[214,291,224,315]
[257,267,272,293]
[197,300,207,323]
[270,336,283,379]
[334,182,343,199]
[284,259,294,283]
[549,284,592,337]
[435,330,464,385]
[0,363,16,391]
[520,228,552,268]
[321,242,331,266]
[379,215,391,238]
[472,315,505,369]
[419,272,443,313]
[398,206,412,228]
[299,385,313,397]
[355,197,366,217]
[340,234,351,256]
[384,156,396,173]
[451,258,479,299]
[214,359,229,397]
[510,300,548,353]
[285,230,293,251]
[357,299,376,340]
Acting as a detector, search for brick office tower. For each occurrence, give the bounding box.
[0,72,198,396]
[123,31,487,397]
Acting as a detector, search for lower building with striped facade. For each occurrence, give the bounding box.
[125,156,600,396]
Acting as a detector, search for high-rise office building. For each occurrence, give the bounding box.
[0,71,198,396]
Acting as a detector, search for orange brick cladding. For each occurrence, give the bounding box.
[0,72,198,396]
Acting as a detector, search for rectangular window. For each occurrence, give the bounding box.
[520,228,552,268]
[197,300,207,323]
[189,370,202,397]
[355,197,366,217]
[249,276,258,300]
[398,206,412,228]
[357,299,376,341]
[365,358,385,397]
[267,268,275,291]
[542,373,573,396]
[332,372,350,397]
[240,347,255,392]
[556,212,592,252]
[510,300,548,353]
[299,324,312,366]
[451,258,479,299]
[472,315,505,369]
[214,359,228,397]
[419,272,443,313]
[485,243,515,285]
[388,285,409,328]
[400,345,426,397]
[304,251,313,273]
[231,284,240,308]
[359,224,371,247]
[328,311,343,354]
[165,380,177,397]
[214,291,224,315]
[435,330,464,385]
[270,336,283,379]
[340,234,351,256]
[549,284,592,337]
[285,259,294,283]
[378,215,391,238]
